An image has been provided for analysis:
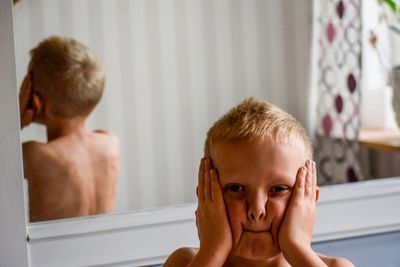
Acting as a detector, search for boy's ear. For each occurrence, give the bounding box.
[32,93,44,115]
[316,186,320,202]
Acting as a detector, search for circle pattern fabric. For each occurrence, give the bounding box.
[314,0,363,185]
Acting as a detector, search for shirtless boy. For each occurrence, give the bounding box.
[165,98,354,266]
[19,36,119,222]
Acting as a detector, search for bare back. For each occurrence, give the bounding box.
[23,130,119,222]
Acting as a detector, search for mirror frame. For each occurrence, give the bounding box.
[0,0,29,266]
[1,0,400,266]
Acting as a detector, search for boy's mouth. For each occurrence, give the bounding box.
[243,228,270,233]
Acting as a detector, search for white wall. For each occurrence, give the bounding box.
[14,0,313,212]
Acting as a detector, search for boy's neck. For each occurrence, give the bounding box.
[225,254,291,267]
[46,117,90,141]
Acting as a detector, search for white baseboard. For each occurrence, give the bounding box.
[27,177,400,267]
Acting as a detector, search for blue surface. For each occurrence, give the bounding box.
[147,231,400,267]
[312,230,400,267]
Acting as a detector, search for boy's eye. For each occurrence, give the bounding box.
[225,183,245,193]
[269,185,290,194]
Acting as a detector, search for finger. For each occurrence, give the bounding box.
[208,157,215,169]
[210,169,222,203]
[204,158,212,202]
[311,161,317,202]
[32,94,42,114]
[21,109,34,128]
[19,75,32,106]
[195,209,200,239]
[19,74,29,94]
[24,74,32,93]
[293,166,306,199]
[305,160,313,198]
[197,158,205,203]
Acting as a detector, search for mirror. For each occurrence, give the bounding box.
[14,0,395,222]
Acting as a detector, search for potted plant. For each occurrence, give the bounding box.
[371,0,400,125]
[381,0,400,32]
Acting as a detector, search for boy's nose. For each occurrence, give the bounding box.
[247,194,267,221]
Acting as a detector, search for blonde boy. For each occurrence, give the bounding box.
[165,98,354,266]
[19,36,119,222]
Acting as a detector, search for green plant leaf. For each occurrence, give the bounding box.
[390,24,400,34]
[384,0,397,12]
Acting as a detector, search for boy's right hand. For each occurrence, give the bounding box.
[194,157,232,265]
[19,74,35,128]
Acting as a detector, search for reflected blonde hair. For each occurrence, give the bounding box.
[204,97,313,158]
[29,36,105,118]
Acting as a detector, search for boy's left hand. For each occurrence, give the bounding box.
[278,160,318,253]
[19,74,35,128]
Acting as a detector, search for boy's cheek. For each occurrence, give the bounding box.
[268,199,289,236]
[229,219,243,245]
[268,195,290,214]
[224,198,246,243]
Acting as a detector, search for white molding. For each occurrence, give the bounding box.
[314,177,400,242]
[0,0,29,266]
[28,204,197,241]
[27,177,400,267]
[28,205,198,267]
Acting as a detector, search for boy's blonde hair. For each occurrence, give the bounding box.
[29,36,105,118]
[204,97,313,158]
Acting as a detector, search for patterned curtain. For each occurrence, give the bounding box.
[314,0,363,185]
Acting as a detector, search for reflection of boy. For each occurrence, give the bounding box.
[165,98,354,266]
[19,36,119,222]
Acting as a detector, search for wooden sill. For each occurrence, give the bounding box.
[359,128,400,152]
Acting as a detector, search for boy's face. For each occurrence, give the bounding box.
[210,138,309,262]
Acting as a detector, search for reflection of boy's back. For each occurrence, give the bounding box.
[23,130,119,222]
[20,36,119,222]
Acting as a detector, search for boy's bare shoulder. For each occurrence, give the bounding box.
[93,129,119,155]
[22,141,59,179]
[164,247,198,267]
[22,140,46,150]
[318,253,355,267]
[94,129,118,140]
[94,129,119,148]
[22,141,52,163]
